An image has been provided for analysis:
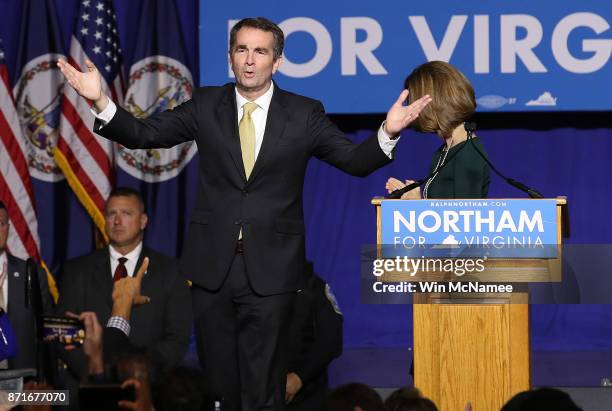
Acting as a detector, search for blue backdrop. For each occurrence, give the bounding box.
[200,0,612,112]
[1,0,611,385]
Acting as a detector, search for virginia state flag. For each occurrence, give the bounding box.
[117,0,198,183]
[55,0,125,243]
[12,0,66,183]
[10,0,68,301]
[115,0,199,258]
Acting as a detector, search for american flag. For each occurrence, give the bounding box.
[55,0,125,242]
[0,37,42,261]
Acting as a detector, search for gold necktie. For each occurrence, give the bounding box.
[239,102,258,179]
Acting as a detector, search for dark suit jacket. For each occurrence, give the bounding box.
[287,264,343,409]
[102,326,134,365]
[95,83,392,295]
[56,246,192,368]
[6,254,53,370]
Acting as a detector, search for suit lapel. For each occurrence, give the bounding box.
[248,86,288,183]
[136,247,151,295]
[215,84,246,183]
[130,248,154,339]
[92,248,114,310]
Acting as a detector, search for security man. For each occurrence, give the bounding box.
[285,262,343,410]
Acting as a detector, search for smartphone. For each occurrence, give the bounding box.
[79,384,136,410]
[41,315,85,345]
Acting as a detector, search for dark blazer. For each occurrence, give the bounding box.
[426,137,490,199]
[95,83,392,295]
[102,326,133,365]
[56,246,192,367]
[287,263,343,410]
[6,254,53,370]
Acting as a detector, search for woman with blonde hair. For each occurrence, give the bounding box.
[386,61,489,199]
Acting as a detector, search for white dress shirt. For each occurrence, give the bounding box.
[93,83,399,158]
[109,242,143,279]
[0,251,8,312]
[235,82,274,160]
[105,242,144,336]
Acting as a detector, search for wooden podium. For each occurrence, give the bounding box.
[372,198,568,411]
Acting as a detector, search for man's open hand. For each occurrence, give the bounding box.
[57,58,108,111]
[384,90,432,137]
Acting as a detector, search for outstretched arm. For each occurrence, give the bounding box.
[58,58,197,149]
[311,91,431,176]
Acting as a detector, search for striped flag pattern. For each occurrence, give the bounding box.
[0,37,42,262]
[55,0,125,242]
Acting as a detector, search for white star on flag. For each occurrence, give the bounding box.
[56,0,125,244]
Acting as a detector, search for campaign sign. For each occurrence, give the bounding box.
[380,199,558,258]
[200,0,612,113]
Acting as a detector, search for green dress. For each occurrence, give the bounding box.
[423,137,490,199]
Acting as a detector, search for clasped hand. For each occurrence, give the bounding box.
[386,177,421,199]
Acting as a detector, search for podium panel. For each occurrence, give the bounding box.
[414,303,529,410]
[372,198,567,411]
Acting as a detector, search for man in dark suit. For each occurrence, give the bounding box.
[57,17,431,411]
[69,257,151,375]
[285,262,343,410]
[0,201,53,371]
[56,187,192,375]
